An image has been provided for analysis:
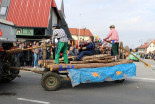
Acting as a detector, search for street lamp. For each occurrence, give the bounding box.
[83,27,86,41]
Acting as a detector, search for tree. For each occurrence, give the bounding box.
[124,45,130,51]
[146,39,153,45]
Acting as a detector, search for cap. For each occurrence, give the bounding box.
[109,25,115,28]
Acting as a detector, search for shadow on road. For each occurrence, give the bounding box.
[61,80,137,90]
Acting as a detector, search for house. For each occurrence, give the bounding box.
[69,28,93,45]
[0,19,16,42]
[136,43,148,54]
[0,0,72,40]
[147,40,155,53]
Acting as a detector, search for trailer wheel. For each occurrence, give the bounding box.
[41,72,61,91]
[115,79,125,83]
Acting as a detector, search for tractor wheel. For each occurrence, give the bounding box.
[114,79,125,83]
[1,70,19,83]
[41,72,61,91]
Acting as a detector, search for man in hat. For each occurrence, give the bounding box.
[104,25,119,61]
[52,24,68,64]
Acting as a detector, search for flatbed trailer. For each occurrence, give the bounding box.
[11,59,136,91]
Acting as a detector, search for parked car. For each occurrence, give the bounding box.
[128,52,140,62]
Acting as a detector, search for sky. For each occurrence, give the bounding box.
[55,0,155,48]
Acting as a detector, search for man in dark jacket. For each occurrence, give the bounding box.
[76,36,95,61]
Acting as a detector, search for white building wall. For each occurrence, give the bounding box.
[72,35,90,41]
[147,43,155,53]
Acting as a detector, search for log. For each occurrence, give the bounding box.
[6,48,23,55]
[70,61,85,64]
[48,59,133,71]
[39,60,64,65]
[83,56,114,61]
[70,59,114,64]
[82,54,110,61]
[84,59,114,63]
[10,67,45,74]
[59,56,77,61]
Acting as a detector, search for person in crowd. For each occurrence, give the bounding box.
[68,41,72,50]
[104,25,119,61]
[52,44,56,60]
[33,42,40,68]
[19,42,25,66]
[46,41,52,60]
[32,41,36,67]
[76,36,95,61]
[16,40,21,47]
[68,46,78,56]
[39,42,43,60]
[25,44,32,67]
[29,42,32,47]
[52,24,68,64]
[50,48,54,59]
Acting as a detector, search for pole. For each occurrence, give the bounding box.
[43,39,46,67]
[78,14,81,46]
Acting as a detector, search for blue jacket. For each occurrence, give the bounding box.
[86,41,95,53]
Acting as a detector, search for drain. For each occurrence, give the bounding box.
[0,92,16,96]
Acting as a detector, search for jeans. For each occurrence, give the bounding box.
[77,51,94,60]
[34,53,39,67]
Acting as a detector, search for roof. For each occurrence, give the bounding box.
[0,19,14,26]
[136,43,148,49]
[153,40,155,45]
[69,28,93,36]
[148,40,155,46]
[52,0,57,7]
[7,0,52,27]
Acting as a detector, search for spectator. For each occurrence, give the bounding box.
[19,42,25,67]
[46,41,52,60]
[25,44,32,67]
[68,46,78,56]
[29,42,32,47]
[33,42,40,68]
[32,41,36,67]
[68,41,72,50]
[39,42,43,60]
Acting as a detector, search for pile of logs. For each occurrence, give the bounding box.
[48,59,133,71]
[70,54,115,64]
[39,54,133,71]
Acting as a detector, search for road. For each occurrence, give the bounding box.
[0,59,155,104]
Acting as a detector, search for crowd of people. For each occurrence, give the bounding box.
[16,40,55,68]
[14,24,121,68]
[140,52,155,60]
[15,38,108,68]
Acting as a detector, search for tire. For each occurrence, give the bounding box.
[41,72,61,91]
[1,70,19,83]
[1,77,15,83]
[114,79,125,83]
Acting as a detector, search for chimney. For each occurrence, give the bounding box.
[144,43,147,46]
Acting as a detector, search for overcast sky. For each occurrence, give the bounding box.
[55,0,155,48]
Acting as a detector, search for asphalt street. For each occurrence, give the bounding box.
[0,59,155,104]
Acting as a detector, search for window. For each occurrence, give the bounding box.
[0,7,7,15]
